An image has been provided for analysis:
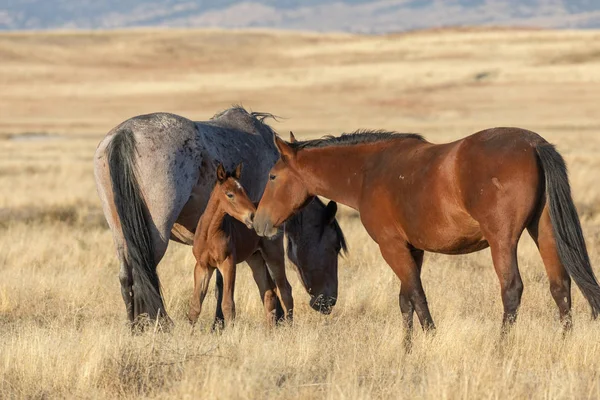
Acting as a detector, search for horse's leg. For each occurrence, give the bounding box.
[219,256,237,326]
[488,237,523,331]
[379,242,434,349]
[246,252,279,327]
[528,203,572,332]
[188,261,215,325]
[212,270,225,331]
[144,236,171,325]
[117,248,134,323]
[398,248,424,352]
[260,239,294,321]
[270,273,286,322]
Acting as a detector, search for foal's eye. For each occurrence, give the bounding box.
[226,193,234,199]
[269,174,276,181]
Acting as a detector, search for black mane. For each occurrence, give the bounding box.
[289,129,425,150]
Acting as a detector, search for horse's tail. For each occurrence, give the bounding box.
[536,143,600,318]
[106,128,165,320]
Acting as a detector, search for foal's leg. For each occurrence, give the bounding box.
[379,242,434,351]
[188,261,215,324]
[212,270,225,331]
[260,239,294,321]
[218,256,237,325]
[528,204,572,332]
[247,252,279,327]
[214,256,282,329]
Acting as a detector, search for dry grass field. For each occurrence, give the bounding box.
[2,27,600,399]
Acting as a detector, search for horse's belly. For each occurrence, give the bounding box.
[409,220,489,255]
[427,235,489,255]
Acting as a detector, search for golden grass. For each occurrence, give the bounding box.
[1,28,600,399]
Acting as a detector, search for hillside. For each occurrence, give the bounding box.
[2,28,600,141]
[2,0,600,32]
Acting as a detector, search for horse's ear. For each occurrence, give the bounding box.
[274,135,295,161]
[234,162,243,180]
[216,163,227,183]
[289,131,297,143]
[323,201,338,225]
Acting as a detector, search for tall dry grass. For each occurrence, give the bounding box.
[1,28,600,399]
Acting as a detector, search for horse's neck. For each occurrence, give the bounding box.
[297,144,386,210]
[196,191,229,244]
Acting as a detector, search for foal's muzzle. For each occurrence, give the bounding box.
[244,212,255,229]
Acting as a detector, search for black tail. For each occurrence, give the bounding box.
[106,128,165,320]
[536,144,600,318]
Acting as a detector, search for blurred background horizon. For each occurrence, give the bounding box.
[2,0,600,33]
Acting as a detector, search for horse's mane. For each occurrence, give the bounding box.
[289,129,425,150]
[210,105,280,125]
[210,105,280,145]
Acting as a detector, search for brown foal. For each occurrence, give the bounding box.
[253,129,600,349]
[189,163,291,327]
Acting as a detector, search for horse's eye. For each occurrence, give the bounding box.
[269,174,276,181]
[226,193,234,199]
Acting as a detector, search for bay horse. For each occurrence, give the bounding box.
[253,128,600,348]
[190,163,268,327]
[94,107,346,327]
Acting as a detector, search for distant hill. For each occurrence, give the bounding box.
[2,0,600,32]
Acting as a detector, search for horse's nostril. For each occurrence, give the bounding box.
[249,212,255,222]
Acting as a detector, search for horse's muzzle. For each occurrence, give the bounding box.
[310,294,337,315]
[252,213,279,238]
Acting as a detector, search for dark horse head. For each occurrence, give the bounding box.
[285,198,346,314]
[255,132,347,314]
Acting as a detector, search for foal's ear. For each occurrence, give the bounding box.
[216,163,227,183]
[274,135,295,161]
[323,201,338,225]
[289,131,297,143]
[233,162,243,180]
